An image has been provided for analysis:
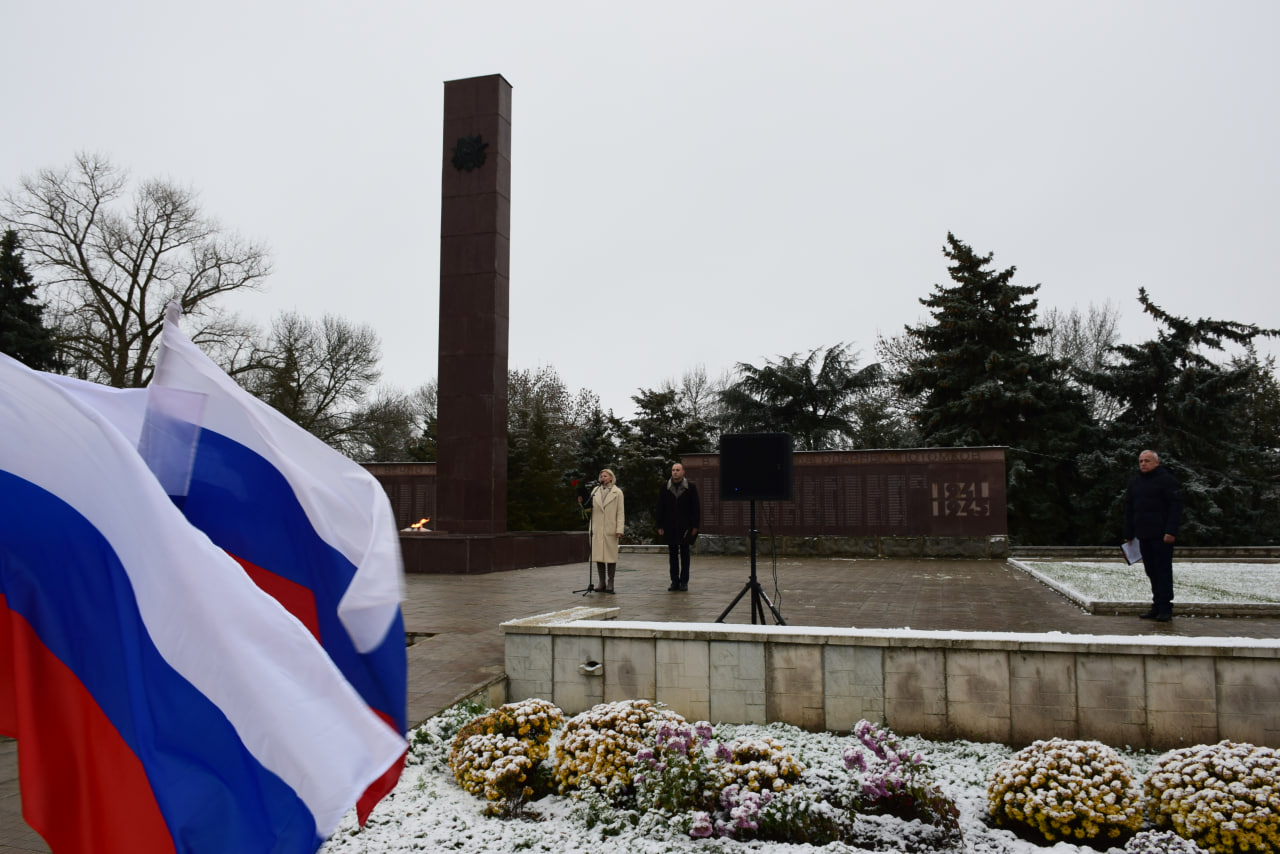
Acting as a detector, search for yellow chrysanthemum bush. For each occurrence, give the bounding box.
[716,733,806,794]
[448,697,564,760]
[448,733,540,816]
[447,698,564,816]
[552,699,686,801]
[987,737,1143,846]
[1144,740,1280,854]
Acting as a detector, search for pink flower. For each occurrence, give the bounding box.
[688,812,714,838]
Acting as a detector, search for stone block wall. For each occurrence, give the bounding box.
[502,610,1280,750]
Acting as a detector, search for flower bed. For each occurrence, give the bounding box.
[448,698,961,849]
[326,703,1277,853]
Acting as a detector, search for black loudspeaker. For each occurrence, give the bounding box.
[719,433,794,501]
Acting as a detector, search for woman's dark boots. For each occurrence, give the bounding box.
[606,563,616,594]
[596,562,608,592]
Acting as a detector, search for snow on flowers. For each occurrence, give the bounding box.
[987,736,1144,844]
[442,698,963,847]
[344,701,1278,853]
[1144,740,1280,854]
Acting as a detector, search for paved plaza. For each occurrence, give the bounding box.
[4,553,1279,852]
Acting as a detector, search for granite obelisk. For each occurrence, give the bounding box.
[435,74,512,535]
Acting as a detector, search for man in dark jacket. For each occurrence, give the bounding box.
[655,462,700,592]
[1123,449,1183,622]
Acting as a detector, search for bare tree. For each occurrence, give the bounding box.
[675,364,730,425]
[873,329,929,436]
[240,312,381,453]
[351,379,440,462]
[653,363,730,448]
[1,153,270,386]
[1035,301,1123,422]
[349,381,439,462]
[402,380,440,461]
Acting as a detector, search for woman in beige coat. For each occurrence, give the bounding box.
[590,468,625,593]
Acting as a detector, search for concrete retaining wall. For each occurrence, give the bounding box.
[401,531,587,574]
[1011,546,1280,560]
[501,608,1280,750]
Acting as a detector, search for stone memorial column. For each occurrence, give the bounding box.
[436,74,511,534]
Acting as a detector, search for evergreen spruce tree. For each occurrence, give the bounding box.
[613,387,713,536]
[1229,349,1280,545]
[404,410,438,462]
[1076,289,1280,545]
[504,367,593,532]
[507,396,581,531]
[0,229,58,370]
[573,406,621,484]
[897,233,1092,544]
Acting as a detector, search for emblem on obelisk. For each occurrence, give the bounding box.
[450,134,488,172]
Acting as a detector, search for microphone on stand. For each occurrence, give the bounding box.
[575,479,599,506]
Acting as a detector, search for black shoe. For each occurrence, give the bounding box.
[1139,610,1158,619]
[667,583,679,592]
[1155,612,1172,622]
[678,583,688,591]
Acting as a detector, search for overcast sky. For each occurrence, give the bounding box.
[5,1,1277,417]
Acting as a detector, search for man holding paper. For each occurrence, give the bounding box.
[1123,449,1183,622]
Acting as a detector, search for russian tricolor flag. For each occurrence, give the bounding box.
[150,303,409,821]
[0,353,406,852]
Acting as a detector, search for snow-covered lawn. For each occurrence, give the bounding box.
[1018,560,1280,604]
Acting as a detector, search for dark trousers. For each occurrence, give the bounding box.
[1139,537,1175,613]
[667,541,691,586]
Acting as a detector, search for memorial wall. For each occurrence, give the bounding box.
[366,447,1007,542]
[364,462,438,530]
[683,447,1007,537]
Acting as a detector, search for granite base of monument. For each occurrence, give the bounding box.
[697,534,1010,560]
[400,531,587,574]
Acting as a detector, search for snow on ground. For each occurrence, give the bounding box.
[318,561,1276,853]
[1022,560,1280,604]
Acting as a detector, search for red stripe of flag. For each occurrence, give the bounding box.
[1,595,175,853]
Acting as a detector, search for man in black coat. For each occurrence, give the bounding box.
[1123,449,1183,622]
[655,462,700,592]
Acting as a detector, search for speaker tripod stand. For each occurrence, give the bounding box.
[716,500,785,625]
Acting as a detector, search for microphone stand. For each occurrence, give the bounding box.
[572,488,596,595]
